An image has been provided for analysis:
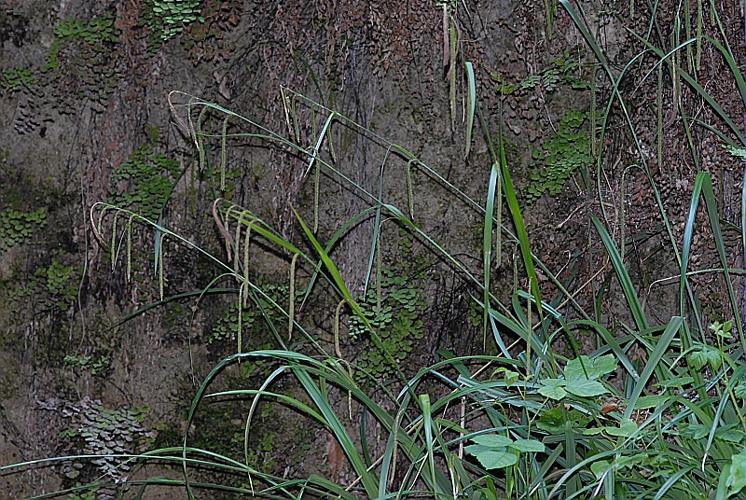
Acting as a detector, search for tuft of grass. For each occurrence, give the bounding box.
[5,2,746,497]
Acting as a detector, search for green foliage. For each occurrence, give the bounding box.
[45,15,119,73]
[208,283,300,346]
[63,354,110,376]
[59,399,154,481]
[491,50,591,95]
[538,354,617,400]
[208,165,241,201]
[726,145,746,159]
[239,411,278,470]
[108,140,181,219]
[53,16,118,44]
[350,269,424,380]
[465,434,545,470]
[209,302,256,345]
[0,67,35,93]
[66,488,96,500]
[18,4,746,491]
[726,450,746,497]
[524,109,592,204]
[38,259,77,300]
[144,0,203,44]
[0,208,46,250]
[686,341,723,370]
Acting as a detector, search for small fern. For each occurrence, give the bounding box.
[350,270,425,380]
[0,67,35,93]
[0,208,46,250]
[145,0,203,44]
[108,139,181,220]
[524,109,592,204]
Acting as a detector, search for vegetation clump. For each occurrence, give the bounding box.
[144,0,203,44]
[108,139,181,220]
[0,67,35,93]
[524,109,591,204]
[3,0,746,498]
[349,270,424,380]
[0,207,46,250]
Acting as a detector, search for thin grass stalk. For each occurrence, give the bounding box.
[464,61,476,158]
[482,161,500,349]
[288,252,299,341]
[448,16,458,131]
[220,116,229,190]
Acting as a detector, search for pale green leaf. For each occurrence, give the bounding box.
[564,354,617,381]
[634,395,670,409]
[465,445,519,470]
[656,376,693,388]
[606,418,638,437]
[687,349,708,370]
[538,378,567,400]
[726,451,746,497]
[565,378,607,397]
[471,434,513,448]
[510,438,545,453]
[591,460,610,479]
[583,427,605,435]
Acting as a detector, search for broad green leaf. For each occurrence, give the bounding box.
[687,349,708,370]
[704,348,722,370]
[616,454,649,470]
[510,438,545,453]
[564,354,617,381]
[471,434,513,448]
[591,460,611,479]
[495,367,519,387]
[538,378,567,400]
[718,428,745,443]
[726,451,746,497]
[565,378,607,398]
[606,418,638,437]
[537,406,591,433]
[465,445,518,470]
[634,395,670,409]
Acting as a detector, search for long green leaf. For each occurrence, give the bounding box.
[592,216,647,332]
[293,367,379,497]
[464,61,476,158]
[623,316,683,419]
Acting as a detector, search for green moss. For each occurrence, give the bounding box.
[209,302,257,345]
[63,354,110,376]
[38,259,77,300]
[0,208,46,250]
[351,269,425,381]
[523,109,592,204]
[53,16,118,44]
[143,0,203,46]
[45,15,119,73]
[491,50,591,95]
[208,282,302,350]
[0,67,35,93]
[108,139,181,219]
[209,165,241,202]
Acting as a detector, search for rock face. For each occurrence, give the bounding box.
[1,0,742,496]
